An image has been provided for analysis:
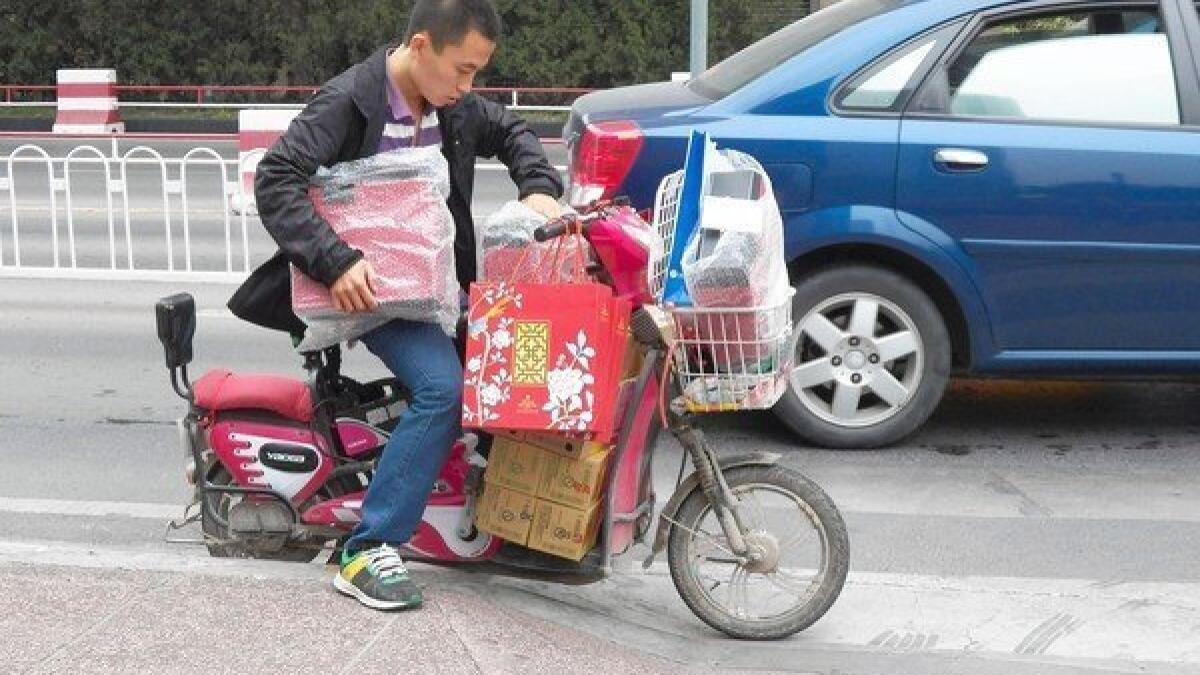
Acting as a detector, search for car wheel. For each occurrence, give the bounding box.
[773,264,951,449]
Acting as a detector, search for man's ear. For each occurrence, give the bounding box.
[408,31,432,58]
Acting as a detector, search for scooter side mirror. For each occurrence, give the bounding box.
[155,293,196,370]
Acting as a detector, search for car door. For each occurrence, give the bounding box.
[895,0,1200,362]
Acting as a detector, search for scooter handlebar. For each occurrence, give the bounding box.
[532,196,631,242]
[533,214,580,242]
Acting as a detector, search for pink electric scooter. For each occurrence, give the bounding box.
[155,198,848,639]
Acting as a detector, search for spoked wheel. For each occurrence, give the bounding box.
[666,465,849,640]
[200,463,329,562]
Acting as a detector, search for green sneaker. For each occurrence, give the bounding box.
[333,544,423,611]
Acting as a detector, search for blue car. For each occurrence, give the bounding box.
[563,0,1200,448]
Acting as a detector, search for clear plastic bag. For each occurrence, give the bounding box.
[677,149,791,373]
[680,150,789,310]
[476,200,589,283]
[291,147,457,351]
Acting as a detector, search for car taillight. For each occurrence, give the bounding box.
[568,120,643,207]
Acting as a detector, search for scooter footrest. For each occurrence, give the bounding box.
[490,541,605,579]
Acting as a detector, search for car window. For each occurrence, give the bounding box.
[940,9,1179,126]
[840,38,939,110]
[689,0,907,100]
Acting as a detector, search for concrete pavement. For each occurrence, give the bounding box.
[2,535,1197,674]
[0,547,697,675]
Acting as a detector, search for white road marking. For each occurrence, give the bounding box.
[0,497,182,520]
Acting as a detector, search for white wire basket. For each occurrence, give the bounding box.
[648,168,685,300]
[648,158,794,412]
[667,290,795,412]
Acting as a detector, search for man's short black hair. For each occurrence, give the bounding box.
[405,0,502,51]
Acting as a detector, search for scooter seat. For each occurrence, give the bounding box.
[192,369,313,422]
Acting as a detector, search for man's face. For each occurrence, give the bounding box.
[409,29,495,108]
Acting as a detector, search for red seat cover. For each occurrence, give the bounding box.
[192,369,313,422]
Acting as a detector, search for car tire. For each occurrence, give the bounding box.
[773,264,951,449]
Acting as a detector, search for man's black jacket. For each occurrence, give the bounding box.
[228,44,563,335]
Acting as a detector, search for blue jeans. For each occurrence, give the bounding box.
[344,318,462,553]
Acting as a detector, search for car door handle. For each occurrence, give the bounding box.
[933,148,989,172]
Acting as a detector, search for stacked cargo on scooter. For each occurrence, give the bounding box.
[474,434,611,561]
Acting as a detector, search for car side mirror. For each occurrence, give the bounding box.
[156,293,196,370]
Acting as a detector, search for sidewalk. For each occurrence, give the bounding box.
[0,546,703,675]
[3,537,1199,675]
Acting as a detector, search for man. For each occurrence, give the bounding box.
[228,0,563,611]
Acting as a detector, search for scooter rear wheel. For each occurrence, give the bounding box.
[666,464,849,640]
[201,464,328,563]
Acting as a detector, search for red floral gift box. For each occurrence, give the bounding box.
[462,281,631,442]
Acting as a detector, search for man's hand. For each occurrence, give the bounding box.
[331,259,378,313]
[522,193,563,221]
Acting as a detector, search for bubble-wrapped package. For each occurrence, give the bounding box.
[681,150,788,310]
[291,146,456,351]
[477,200,589,283]
[677,150,790,372]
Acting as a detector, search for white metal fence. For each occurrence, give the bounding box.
[0,141,566,283]
[0,139,264,282]
[0,96,571,113]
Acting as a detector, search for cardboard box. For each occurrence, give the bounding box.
[479,434,611,558]
[474,483,536,544]
[484,435,549,494]
[487,433,612,509]
[494,430,605,461]
[537,444,610,510]
[528,499,602,561]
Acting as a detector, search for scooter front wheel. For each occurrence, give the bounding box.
[666,464,849,640]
